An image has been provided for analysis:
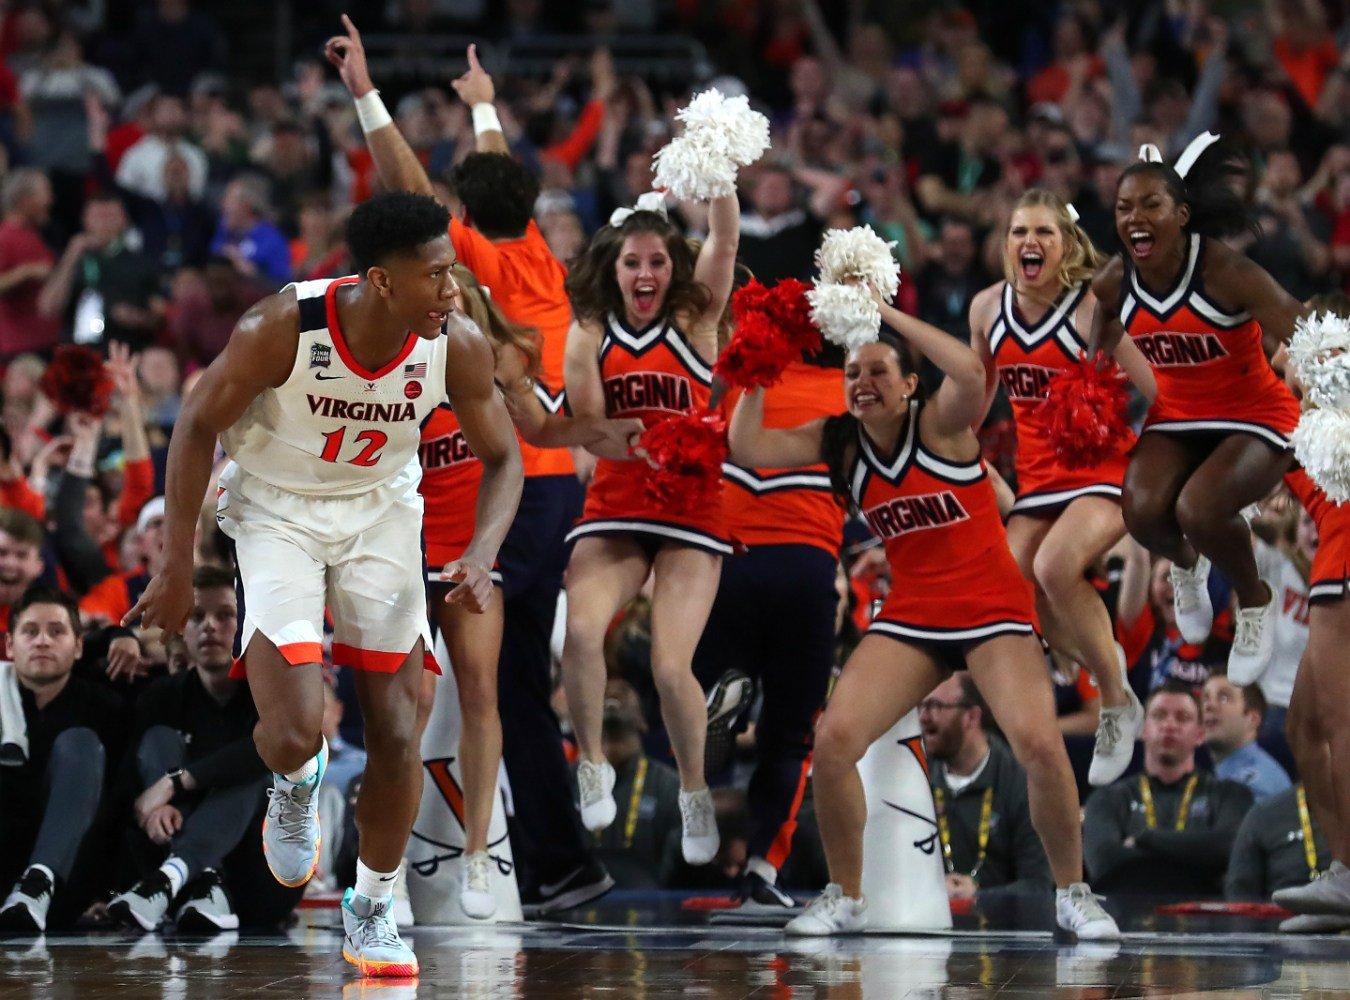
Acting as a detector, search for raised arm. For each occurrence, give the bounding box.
[878,299,987,437]
[689,193,741,357]
[124,295,297,632]
[727,387,829,470]
[450,44,510,156]
[325,15,434,197]
[441,313,523,612]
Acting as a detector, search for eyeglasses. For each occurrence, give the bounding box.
[918,698,970,715]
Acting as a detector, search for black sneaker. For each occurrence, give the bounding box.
[108,871,173,931]
[0,866,53,932]
[704,670,756,776]
[521,859,614,917]
[175,870,239,933]
[735,870,796,912]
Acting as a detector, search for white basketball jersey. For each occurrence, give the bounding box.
[222,276,450,496]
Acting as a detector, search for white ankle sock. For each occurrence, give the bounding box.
[159,856,189,898]
[355,859,399,901]
[281,737,327,785]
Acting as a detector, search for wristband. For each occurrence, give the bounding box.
[354,89,392,133]
[471,102,502,136]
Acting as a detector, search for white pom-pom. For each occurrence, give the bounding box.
[815,226,900,301]
[675,89,770,167]
[1293,406,1350,503]
[653,137,738,201]
[1288,312,1350,410]
[650,88,770,202]
[807,283,881,350]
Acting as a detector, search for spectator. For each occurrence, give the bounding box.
[289,193,346,283]
[256,118,333,238]
[1243,150,1332,304]
[1201,675,1292,802]
[107,566,301,932]
[37,191,165,352]
[168,258,271,370]
[0,587,124,931]
[209,176,292,287]
[0,169,58,361]
[1226,784,1334,908]
[18,28,120,237]
[577,679,681,889]
[737,163,825,284]
[130,0,226,97]
[1084,681,1254,895]
[921,673,1052,899]
[915,95,1006,225]
[0,509,46,643]
[137,345,183,432]
[915,217,990,340]
[116,95,209,204]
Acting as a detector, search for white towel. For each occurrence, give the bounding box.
[0,661,27,766]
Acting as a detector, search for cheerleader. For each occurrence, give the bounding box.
[728,296,1118,939]
[418,265,640,917]
[970,188,1154,784]
[561,192,740,864]
[1089,137,1304,684]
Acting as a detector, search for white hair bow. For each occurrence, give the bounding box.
[609,191,668,228]
[1173,131,1221,179]
[1137,143,1164,163]
[1066,203,1080,223]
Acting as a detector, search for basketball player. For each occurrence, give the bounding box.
[127,193,523,977]
[970,189,1154,785]
[728,294,1119,939]
[1089,140,1304,685]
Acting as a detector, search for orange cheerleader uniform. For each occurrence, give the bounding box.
[418,404,502,585]
[1287,468,1350,603]
[1121,234,1299,450]
[850,399,1039,652]
[989,281,1132,514]
[566,313,731,555]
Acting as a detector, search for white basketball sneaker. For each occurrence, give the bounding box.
[785,884,867,936]
[1168,555,1213,644]
[679,788,719,865]
[1227,582,1276,685]
[577,759,617,831]
[1056,883,1120,940]
[459,850,497,920]
[1089,647,1144,787]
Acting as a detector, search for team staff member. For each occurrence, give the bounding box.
[694,344,847,910]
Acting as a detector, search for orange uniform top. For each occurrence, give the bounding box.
[851,400,1038,643]
[418,405,481,567]
[567,313,730,554]
[449,217,573,477]
[1121,233,1298,449]
[722,361,846,557]
[989,281,1131,513]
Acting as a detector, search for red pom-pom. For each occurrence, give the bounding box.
[1043,353,1132,470]
[38,345,114,417]
[721,279,822,391]
[766,278,819,352]
[636,411,728,515]
[714,311,802,390]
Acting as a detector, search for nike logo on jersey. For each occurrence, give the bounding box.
[314,372,345,381]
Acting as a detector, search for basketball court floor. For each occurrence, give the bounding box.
[4,891,1350,998]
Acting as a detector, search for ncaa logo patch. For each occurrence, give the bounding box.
[309,343,332,368]
[405,380,423,400]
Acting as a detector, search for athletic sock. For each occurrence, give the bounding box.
[355,859,400,902]
[280,736,327,787]
[159,856,189,898]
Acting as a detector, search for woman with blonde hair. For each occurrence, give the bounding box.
[969,188,1156,785]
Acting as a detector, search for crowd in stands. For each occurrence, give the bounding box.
[0,0,1346,930]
